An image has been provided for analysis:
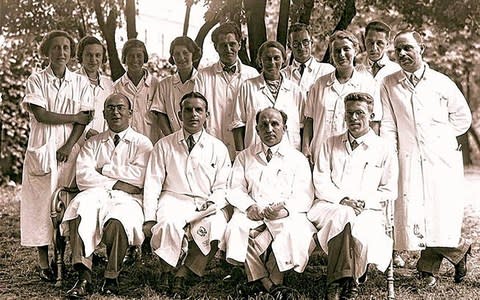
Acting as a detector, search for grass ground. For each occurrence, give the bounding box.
[1,167,479,299]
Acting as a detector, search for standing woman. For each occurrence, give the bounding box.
[76,36,114,139]
[114,39,160,143]
[151,36,201,137]
[21,30,93,281]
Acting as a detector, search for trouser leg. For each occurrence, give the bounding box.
[181,240,219,277]
[265,251,283,285]
[102,219,129,279]
[417,238,471,274]
[244,229,273,282]
[326,223,355,285]
[69,217,93,281]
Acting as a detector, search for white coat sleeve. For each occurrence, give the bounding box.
[208,144,232,209]
[284,154,313,213]
[227,151,256,212]
[231,82,248,129]
[143,142,167,222]
[445,79,472,136]
[150,77,167,114]
[22,74,47,110]
[379,81,398,150]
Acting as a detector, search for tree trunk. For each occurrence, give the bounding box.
[93,0,125,81]
[244,0,267,70]
[183,0,192,36]
[194,18,220,69]
[322,0,356,63]
[276,0,290,48]
[299,0,314,25]
[125,0,137,39]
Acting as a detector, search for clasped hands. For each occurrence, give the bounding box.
[246,202,287,221]
[339,197,365,216]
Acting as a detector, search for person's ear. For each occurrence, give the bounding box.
[419,44,425,55]
[178,110,183,122]
[370,112,375,120]
[255,125,260,135]
[206,111,210,118]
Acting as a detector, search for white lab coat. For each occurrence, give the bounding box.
[232,74,305,151]
[281,57,334,93]
[305,70,381,163]
[143,130,231,267]
[21,66,93,246]
[195,60,258,159]
[61,127,153,257]
[358,54,401,84]
[151,69,198,133]
[225,138,315,273]
[307,130,398,279]
[380,64,471,250]
[114,70,160,143]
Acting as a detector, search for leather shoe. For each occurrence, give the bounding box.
[66,279,91,298]
[341,278,359,300]
[454,246,471,283]
[38,268,55,282]
[171,276,186,299]
[325,281,342,300]
[101,278,119,295]
[123,246,140,266]
[420,272,437,287]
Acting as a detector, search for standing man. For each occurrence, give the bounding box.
[63,93,153,297]
[225,107,315,293]
[143,92,231,298]
[282,23,334,93]
[381,30,472,287]
[195,23,258,160]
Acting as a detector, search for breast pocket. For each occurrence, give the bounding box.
[430,95,449,124]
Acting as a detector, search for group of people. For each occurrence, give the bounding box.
[19,20,472,300]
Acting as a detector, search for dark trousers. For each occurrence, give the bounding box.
[70,217,129,280]
[326,223,355,285]
[417,238,470,274]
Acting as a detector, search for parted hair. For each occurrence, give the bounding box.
[256,40,288,69]
[344,92,374,113]
[365,21,392,39]
[255,107,288,126]
[39,30,76,58]
[211,22,242,46]
[121,39,149,64]
[180,91,209,112]
[76,36,107,64]
[168,36,202,65]
[288,23,312,38]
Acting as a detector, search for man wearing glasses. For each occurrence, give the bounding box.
[282,23,334,93]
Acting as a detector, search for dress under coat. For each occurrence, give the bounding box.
[380,64,472,250]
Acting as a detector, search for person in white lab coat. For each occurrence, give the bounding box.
[381,30,472,287]
[21,30,93,283]
[308,92,398,300]
[143,91,231,297]
[232,41,305,152]
[281,23,334,93]
[195,23,258,160]
[63,93,152,297]
[302,30,381,165]
[225,107,315,294]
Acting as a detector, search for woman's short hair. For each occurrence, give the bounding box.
[39,30,76,58]
[121,39,149,64]
[76,36,107,64]
[328,30,360,64]
[168,36,202,65]
[256,41,288,69]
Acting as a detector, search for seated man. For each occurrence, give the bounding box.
[63,93,153,297]
[225,107,315,293]
[143,92,231,297]
[307,92,398,300]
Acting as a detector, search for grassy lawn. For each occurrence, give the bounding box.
[1,168,479,299]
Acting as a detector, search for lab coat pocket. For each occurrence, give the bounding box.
[431,96,449,124]
[25,143,52,176]
[361,163,383,196]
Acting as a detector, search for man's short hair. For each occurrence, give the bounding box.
[121,39,149,64]
[328,30,359,63]
[256,40,288,69]
[344,92,374,113]
[211,23,242,46]
[365,21,392,39]
[39,30,76,58]
[179,91,209,112]
[168,36,202,65]
[255,107,288,126]
[394,30,423,44]
[105,93,133,110]
[288,23,311,39]
[76,36,107,64]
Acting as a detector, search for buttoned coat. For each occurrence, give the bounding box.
[380,65,471,250]
[225,139,315,273]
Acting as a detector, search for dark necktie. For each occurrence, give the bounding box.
[350,139,359,151]
[187,135,196,152]
[266,148,273,162]
[223,65,236,74]
[113,134,120,147]
[410,74,419,86]
[372,62,381,77]
[299,63,306,76]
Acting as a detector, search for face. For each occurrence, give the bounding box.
[255,109,286,147]
[289,30,312,63]
[172,45,193,72]
[365,30,388,62]
[103,95,132,133]
[345,100,371,138]
[48,36,71,69]
[125,47,145,73]
[178,97,209,134]
[260,47,284,80]
[331,38,356,69]
[215,33,240,66]
[394,33,424,73]
[82,44,104,74]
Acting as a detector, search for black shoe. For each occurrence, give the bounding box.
[325,281,342,300]
[38,267,55,282]
[171,276,186,299]
[66,279,91,298]
[420,271,437,287]
[269,285,300,299]
[123,246,140,266]
[341,278,359,300]
[454,245,471,283]
[101,278,119,295]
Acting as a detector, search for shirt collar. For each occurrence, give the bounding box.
[46,65,74,82]
[344,129,375,147]
[121,69,151,86]
[214,60,241,73]
[182,128,204,144]
[172,68,198,85]
[403,63,426,80]
[107,127,132,143]
[292,56,313,69]
[326,69,361,88]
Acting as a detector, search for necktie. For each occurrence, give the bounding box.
[113,134,120,147]
[223,65,236,74]
[410,74,419,86]
[299,63,306,76]
[266,148,273,162]
[350,139,359,151]
[187,135,196,152]
[372,62,381,77]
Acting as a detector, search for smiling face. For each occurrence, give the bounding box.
[345,100,371,138]
[179,97,209,134]
[125,46,145,73]
[103,94,132,133]
[214,33,240,66]
[394,32,424,73]
[260,46,284,80]
[82,43,104,74]
[172,45,193,73]
[331,38,356,70]
[289,29,312,64]
[48,36,71,71]
[365,30,388,62]
[255,108,286,147]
